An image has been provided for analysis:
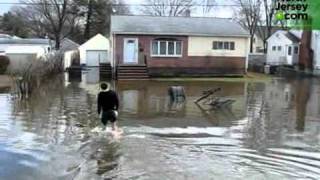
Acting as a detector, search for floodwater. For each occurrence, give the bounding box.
[1,68,320,180]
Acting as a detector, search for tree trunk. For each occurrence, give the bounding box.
[84,0,93,41]
[55,35,60,50]
[250,35,254,53]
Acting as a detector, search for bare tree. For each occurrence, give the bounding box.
[256,0,276,53]
[112,0,131,15]
[17,0,80,50]
[141,0,195,16]
[234,0,262,53]
[202,0,215,16]
[77,0,130,42]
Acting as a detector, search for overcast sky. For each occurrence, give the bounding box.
[0,0,234,18]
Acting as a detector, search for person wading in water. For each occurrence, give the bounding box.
[97,83,119,131]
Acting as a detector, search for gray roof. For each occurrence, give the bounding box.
[285,32,300,43]
[111,15,250,37]
[0,38,52,45]
[60,38,80,51]
[0,33,12,39]
[255,26,287,39]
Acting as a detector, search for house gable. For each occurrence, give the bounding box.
[79,34,109,51]
[267,31,299,45]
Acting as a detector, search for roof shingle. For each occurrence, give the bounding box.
[111,15,250,37]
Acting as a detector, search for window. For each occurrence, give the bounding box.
[288,46,292,55]
[272,46,276,51]
[168,41,175,55]
[176,41,182,55]
[212,41,235,50]
[230,42,235,50]
[294,46,299,54]
[278,46,282,51]
[151,40,182,57]
[152,41,158,55]
[213,41,218,49]
[223,42,229,49]
[160,41,166,55]
[218,42,223,49]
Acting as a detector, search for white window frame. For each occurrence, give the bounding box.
[212,41,235,51]
[272,46,276,51]
[288,46,292,56]
[294,46,299,54]
[151,40,183,57]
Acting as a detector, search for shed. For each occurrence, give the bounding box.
[79,34,110,67]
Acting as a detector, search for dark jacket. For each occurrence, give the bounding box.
[97,90,119,114]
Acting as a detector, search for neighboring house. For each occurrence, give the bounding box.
[0,33,12,55]
[60,38,80,52]
[110,15,250,78]
[79,34,110,66]
[311,30,320,74]
[61,38,80,69]
[0,38,53,70]
[0,33,12,39]
[252,33,265,53]
[266,30,300,66]
[266,29,320,76]
[0,38,53,58]
[253,26,285,53]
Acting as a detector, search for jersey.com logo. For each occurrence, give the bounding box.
[274,0,309,21]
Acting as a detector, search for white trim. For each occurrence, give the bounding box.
[151,40,183,57]
[112,31,250,37]
[123,38,138,64]
[212,41,235,51]
[151,55,183,58]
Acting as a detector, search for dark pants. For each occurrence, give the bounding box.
[101,110,117,126]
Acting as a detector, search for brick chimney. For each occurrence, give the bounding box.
[298,30,313,71]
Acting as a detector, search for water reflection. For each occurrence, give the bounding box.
[294,78,311,131]
[1,68,320,179]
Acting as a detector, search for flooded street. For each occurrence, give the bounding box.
[1,70,320,179]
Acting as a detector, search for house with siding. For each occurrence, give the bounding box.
[266,30,300,66]
[110,15,250,79]
[266,29,320,76]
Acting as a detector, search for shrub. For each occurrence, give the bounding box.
[0,56,10,74]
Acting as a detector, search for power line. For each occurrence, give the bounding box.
[0,2,240,7]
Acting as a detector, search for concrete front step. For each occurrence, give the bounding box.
[118,69,147,72]
[117,64,149,79]
[118,78,149,80]
[118,77,149,81]
[118,65,147,68]
[118,68,147,71]
[118,75,149,78]
[118,72,148,75]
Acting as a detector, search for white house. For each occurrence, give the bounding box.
[252,26,285,53]
[79,34,110,66]
[266,30,300,66]
[311,31,320,74]
[0,38,53,58]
